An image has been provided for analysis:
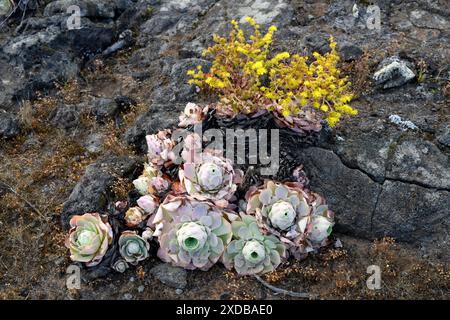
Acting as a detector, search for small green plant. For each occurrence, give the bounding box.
[146,5,154,15]
[417,59,427,83]
[188,17,357,127]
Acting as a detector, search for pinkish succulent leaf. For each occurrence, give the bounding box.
[153,195,233,271]
[222,215,286,275]
[65,213,113,267]
[179,152,240,207]
[245,180,335,260]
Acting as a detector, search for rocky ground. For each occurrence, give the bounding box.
[0,0,449,299]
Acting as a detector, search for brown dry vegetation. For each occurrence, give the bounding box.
[0,50,146,299]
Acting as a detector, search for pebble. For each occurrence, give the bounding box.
[124,293,133,300]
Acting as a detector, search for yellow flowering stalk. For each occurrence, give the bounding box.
[188,17,357,129]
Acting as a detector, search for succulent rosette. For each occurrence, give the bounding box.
[0,0,14,17]
[65,213,113,267]
[118,231,150,265]
[146,129,176,166]
[133,163,171,195]
[178,103,208,127]
[137,194,158,214]
[122,195,159,228]
[222,215,286,275]
[112,259,129,273]
[124,207,146,228]
[298,204,335,246]
[179,151,242,208]
[180,133,203,164]
[245,180,334,259]
[152,195,234,271]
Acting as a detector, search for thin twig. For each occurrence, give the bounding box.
[14,4,27,34]
[0,180,47,220]
[254,275,314,299]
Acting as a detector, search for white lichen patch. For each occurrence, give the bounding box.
[388,115,418,131]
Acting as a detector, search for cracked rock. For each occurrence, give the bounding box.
[373,56,415,89]
[387,138,450,190]
[372,181,450,246]
[295,147,379,238]
[334,131,398,182]
[294,145,450,246]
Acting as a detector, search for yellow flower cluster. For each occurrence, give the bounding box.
[188,17,357,127]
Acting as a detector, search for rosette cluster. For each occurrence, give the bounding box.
[152,195,234,270]
[178,103,208,127]
[133,163,171,196]
[179,151,242,208]
[146,129,176,166]
[222,215,286,275]
[65,101,337,277]
[245,180,334,259]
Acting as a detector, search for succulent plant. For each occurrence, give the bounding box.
[65,213,113,267]
[245,180,334,259]
[141,228,154,241]
[137,194,158,214]
[0,0,14,17]
[292,165,310,186]
[222,215,286,275]
[133,163,171,195]
[178,103,208,127]
[112,259,129,273]
[115,200,128,212]
[146,129,176,166]
[152,195,234,271]
[179,152,242,208]
[298,205,334,245]
[118,231,150,265]
[272,107,322,134]
[180,133,203,164]
[124,207,146,228]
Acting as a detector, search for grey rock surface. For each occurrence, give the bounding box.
[84,133,105,154]
[150,263,188,289]
[437,122,450,148]
[43,0,117,19]
[0,110,20,139]
[91,98,118,123]
[386,138,450,190]
[125,103,182,152]
[51,105,80,129]
[373,56,416,89]
[296,147,380,239]
[61,155,141,228]
[372,181,450,246]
